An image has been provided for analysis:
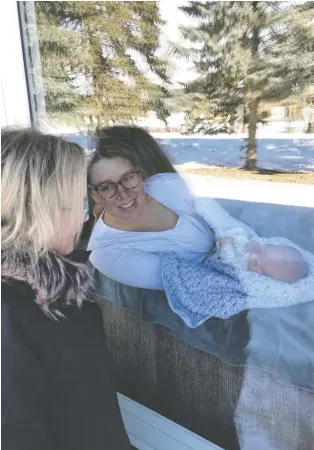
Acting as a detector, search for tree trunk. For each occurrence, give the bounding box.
[245,2,260,171]
[240,104,245,133]
[246,98,258,170]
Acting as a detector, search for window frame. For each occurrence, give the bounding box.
[1,1,31,128]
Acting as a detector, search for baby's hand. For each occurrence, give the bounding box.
[218,237,234,246]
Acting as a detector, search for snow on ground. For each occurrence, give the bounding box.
[157,135,314,173]
[151,132,314,140]
[62,131,314,208]
[64,132,314,173]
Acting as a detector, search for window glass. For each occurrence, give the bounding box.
[20,1,314,448]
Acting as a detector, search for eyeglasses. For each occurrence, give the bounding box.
[88,170,141,200]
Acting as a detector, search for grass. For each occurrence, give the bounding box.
[179,166,314,184]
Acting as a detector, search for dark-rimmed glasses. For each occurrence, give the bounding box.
[88,170,141,200]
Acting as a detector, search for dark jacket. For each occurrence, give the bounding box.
[1,251,130,450]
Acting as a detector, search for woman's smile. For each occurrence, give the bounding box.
[118,198,136,209]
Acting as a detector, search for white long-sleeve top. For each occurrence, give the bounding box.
[88,173,244,290]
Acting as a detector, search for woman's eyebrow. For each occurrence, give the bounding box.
[96,170,134,186]
[95,179,114,186]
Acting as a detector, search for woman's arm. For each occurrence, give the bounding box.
[90,247,164,290]
[193,197,256,237]
[155,173,256,237]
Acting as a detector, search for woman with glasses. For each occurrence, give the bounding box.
[1,128,131,450]
[87,126,215,290]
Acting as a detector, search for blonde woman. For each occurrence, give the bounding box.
[1,129,131,450]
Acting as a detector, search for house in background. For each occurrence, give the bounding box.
[258,84,314,134]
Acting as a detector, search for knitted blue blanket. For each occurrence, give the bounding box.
[161,254,247,328]
[161,250,314,328]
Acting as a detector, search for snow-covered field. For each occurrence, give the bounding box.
[157,135,314,173]
[63,132,314,207]
[65,133,314,172]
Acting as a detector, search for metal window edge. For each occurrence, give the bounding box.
[118,393,224,450]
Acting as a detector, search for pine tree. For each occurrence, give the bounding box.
[169,88,234,134]
[29,2,88,126]
[176,1,314,169]
[32,1,170,129]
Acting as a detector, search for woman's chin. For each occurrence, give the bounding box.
[58,244,75,256]
[57,232,81,255]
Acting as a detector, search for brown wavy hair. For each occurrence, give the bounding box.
[87,126,176,220]
[88,125,176,182]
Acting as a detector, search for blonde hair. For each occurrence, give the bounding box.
[1,127,87,260]
[1,128,92,316]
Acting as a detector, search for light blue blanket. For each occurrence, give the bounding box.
[161,253,247,328]
[161,248,314,328]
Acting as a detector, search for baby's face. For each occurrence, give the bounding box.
[247,252,264,275]
[246,240,264,275]
[247,242,307,283]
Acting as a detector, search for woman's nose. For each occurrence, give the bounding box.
[116,184,130,199]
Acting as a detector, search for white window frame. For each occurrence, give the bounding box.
[0,1,31,128]
[118,394,223,450]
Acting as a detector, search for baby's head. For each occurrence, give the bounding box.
[247,241,308,283]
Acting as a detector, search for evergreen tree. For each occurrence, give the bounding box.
[32,1,170,129]
[169,88,234,134]
[30,2,87,125]
[176,1,314,169]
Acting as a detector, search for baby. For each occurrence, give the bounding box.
[217,228,308,283]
